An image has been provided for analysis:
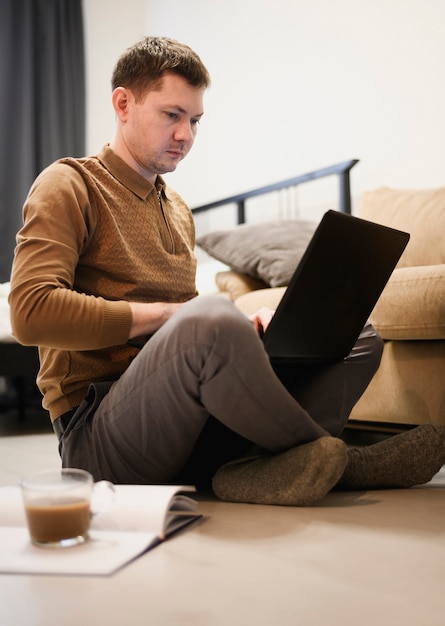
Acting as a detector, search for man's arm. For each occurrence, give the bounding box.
[9,164,132,350]
[10,164,191,351]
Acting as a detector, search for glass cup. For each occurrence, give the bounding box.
[20,468,115,548]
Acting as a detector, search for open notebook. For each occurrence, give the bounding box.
[0,484,201,576]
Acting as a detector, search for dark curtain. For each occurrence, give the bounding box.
[0,0,85,282]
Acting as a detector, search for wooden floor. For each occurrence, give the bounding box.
[1,390,445,626]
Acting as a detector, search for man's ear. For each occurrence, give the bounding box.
[112,87,131,121]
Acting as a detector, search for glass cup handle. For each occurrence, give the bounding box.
[90,480,116,518]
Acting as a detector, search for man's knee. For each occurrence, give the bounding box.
[165,295,259,368]
[178,294,253,339]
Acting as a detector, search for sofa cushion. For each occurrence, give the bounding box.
[215,271,268,301]
[370,264,445,340]
[234,264,445,341]
[196,219,317,287]
[235,287,286,316]
[358,186,445,267]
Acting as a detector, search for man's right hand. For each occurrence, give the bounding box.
[128,301,184,339]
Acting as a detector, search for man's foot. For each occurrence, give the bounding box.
[212,437,348,506]
[338,424,445,490]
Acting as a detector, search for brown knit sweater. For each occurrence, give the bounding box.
[9,145,197,421]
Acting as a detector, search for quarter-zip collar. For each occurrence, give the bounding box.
[155,178,175,254]
[97,144,168,202]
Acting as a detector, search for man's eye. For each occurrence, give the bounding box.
[166,112,178,120]
[191,118,201,126]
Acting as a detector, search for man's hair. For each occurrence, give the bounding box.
[111,36,211,100]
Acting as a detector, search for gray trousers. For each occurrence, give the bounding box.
[61,295,383,485]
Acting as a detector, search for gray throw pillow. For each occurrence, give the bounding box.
[196,219,318,287]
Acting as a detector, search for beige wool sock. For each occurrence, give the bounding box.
[212,437,348,506]
[338,423,445,490]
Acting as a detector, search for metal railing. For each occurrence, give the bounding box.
[192,159,359,224]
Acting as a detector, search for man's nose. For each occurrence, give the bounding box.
[174,121,195,143]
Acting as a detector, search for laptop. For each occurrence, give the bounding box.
[263,209,410,364]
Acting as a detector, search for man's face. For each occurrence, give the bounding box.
[116,72,204,183]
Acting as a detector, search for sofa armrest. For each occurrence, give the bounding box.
[370,264,445,340]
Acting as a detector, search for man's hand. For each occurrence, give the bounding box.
[128,301,184,339]
[249,307,275,338]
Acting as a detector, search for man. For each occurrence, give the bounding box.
[9,37,445,505]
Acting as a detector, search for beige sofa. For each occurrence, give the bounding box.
[198,187,445,429]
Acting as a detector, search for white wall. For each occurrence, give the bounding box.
[83,0,445,217]
[83,0,148,156]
